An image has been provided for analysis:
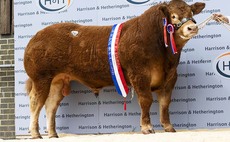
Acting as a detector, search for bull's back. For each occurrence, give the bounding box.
[24,23,112,83]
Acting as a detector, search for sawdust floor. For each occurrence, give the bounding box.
[2,129,230,142]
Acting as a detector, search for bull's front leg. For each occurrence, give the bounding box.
[130,75,154,134]
[138,91,154,134]
[156,70,177,132]
[156,90,176,132]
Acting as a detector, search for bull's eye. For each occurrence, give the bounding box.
[171,14,178,20]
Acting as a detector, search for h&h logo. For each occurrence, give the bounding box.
[213,52,230,79]
[126,0,155,5]
[36,0,73,13]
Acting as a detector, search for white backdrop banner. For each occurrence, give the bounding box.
[14,0,230,135]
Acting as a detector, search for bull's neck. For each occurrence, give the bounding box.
[166,34,189,66]
[121,10,187,66]
[174,34,189,53]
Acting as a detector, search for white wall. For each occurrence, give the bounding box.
[14,0,230,135]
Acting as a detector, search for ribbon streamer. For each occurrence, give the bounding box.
[108,24,129,98]
[167,24,177,54]
[163,18,168,47]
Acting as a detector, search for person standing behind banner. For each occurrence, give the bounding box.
[213,14,230,23]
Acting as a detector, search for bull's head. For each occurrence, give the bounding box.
[161,0,205,40]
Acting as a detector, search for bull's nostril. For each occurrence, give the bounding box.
[187,26,198,31]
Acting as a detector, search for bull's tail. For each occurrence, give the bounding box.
[25,78,33,95]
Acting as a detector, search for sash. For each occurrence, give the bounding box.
[108,23,129,97]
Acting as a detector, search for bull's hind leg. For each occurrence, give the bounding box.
[130,76,154,134]
[45,76,69,138]
[44,81,64,138]
[29,79,51,139]
[156,91,176,132]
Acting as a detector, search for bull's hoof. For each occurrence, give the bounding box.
[31,135,43,139]
[49,134,59,138]
[49,135,59,138]
[142,129,155,134]
[165,127,176,132]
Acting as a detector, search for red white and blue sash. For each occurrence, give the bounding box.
[108,23,129,98]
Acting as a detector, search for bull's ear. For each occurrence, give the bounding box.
[159,4,170,18]
[191,2,205,15]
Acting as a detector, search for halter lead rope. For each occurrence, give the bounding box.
[198,14,230,31]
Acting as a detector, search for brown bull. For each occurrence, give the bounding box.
[24,0,205,138]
